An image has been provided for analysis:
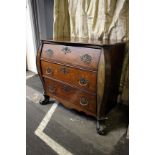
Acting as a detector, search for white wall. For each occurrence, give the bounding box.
[26,0,54,73]
[26,0,37,73]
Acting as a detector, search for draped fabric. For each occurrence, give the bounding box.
[53,0,129,103]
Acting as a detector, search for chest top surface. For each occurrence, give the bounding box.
[42,37,125,47]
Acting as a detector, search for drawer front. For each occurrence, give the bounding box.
[41,44,101,71]
[44,78,96,114]
[41,61,97,93]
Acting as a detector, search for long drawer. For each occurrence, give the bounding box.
[41,44,101,71]
[41,60,97,94]
[44,77,97,114]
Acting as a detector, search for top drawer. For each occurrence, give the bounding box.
[41,44,101,71]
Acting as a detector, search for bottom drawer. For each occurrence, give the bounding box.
[44,78,96,116]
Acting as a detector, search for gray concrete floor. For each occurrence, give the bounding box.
[26,71,129,155]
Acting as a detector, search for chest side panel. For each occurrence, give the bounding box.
[97,49,106,118]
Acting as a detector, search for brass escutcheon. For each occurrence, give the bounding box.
[62,85,70,92]
[61,46,71,54]
[60,67,69,74]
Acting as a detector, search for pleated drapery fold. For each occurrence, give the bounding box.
[53,0,129,103]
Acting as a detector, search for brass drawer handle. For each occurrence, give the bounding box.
[45,49,53,57]
[80,54,92,64]
[46,67,53,75]
[80,97,88,106]
[60,67,69,74]
[61,47,71,54]
[79,78,88,86]
[48,85,56,94]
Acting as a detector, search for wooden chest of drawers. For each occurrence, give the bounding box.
[36,38,125,135]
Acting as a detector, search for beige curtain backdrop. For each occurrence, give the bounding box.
[53,0,129,103]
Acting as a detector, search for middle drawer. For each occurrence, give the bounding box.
[41,60,97,94]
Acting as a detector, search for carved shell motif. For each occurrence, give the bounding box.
[80,54,92,64]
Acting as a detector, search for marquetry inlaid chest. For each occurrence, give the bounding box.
[36,38,125,135]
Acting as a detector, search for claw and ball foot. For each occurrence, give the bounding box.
[96,119,107,135]
[39,93,50,105]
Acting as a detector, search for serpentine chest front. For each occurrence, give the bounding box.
[37,38,125,135]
